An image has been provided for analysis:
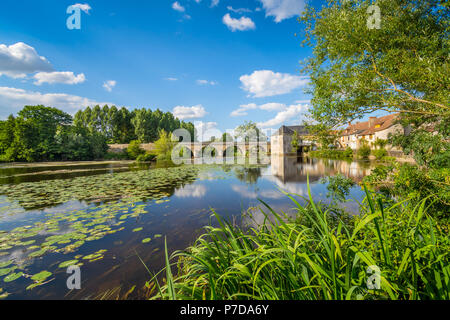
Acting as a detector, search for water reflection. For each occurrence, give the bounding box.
[0,157,377,300]
[271,155,373,184]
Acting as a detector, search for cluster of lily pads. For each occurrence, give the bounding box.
[0,166,201,211]
[0,166,203,296]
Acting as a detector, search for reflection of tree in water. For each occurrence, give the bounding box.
[233,166,263,185]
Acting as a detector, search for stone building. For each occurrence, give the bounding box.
[339,113,403,150]
[271,125,313,155]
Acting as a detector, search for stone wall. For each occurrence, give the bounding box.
[108,143,155,153]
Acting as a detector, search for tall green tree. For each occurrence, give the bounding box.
[299,0,449,128]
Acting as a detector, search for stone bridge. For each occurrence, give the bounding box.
[174,141,271,158]
[108,141,271,159]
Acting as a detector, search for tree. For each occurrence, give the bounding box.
[127,140,145,160]
[235,121,266,142]
[299,0,449,128]
[304,122,339,149]
[153,129,175,161]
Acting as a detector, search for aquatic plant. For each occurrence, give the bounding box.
[151,180,450,300]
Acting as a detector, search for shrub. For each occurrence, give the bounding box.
[357,144,371,159]
[343,147,354,158]
[372,148,388,160]
[153,130,175,161]
[103,151,129,160]
[136,152,156,162]
[127,140,145,160]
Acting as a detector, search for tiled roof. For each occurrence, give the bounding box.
[273,125,309,136]
[341,114,399,137]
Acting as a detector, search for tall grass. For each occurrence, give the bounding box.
[149,178,449,300]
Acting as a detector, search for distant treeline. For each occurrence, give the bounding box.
[74,105,195,144]
[0,105,194,162]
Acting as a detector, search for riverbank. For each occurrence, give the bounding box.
[151,183,450,300]
[0,160,136,169]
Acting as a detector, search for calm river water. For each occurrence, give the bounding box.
[0,157,375,299]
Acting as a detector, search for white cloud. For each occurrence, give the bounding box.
[0,42,53,78]
[33,71,86,85]
[175,184,207,198]
[196,79,218,86]
[230,103,258,117]
[172,1,185,12]
[258,0,306,22]
[165,77,178,81]
[230,102,293,117]
[257,104,308,128]
[227,6,252,14]
[103,80,117,92]
[71,3,92,14]
[194,121,220,142]
[211,0,220,7]
[0,86,112,116]
[222,13,256,32]
[173,104,208,120]
[240,70,309,98]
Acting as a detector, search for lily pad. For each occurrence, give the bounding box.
[31,271,52,282]
[58,260,79,268]
[4,272,23,283]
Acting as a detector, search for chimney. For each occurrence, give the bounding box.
[369,117,377,128]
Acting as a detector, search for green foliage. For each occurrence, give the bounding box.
[343,147,353,158]
[291,133,299,152]
[127,140,145,160]
[374,138,388,150]
[153,130,175,161]
[0,106,108,162]
[364,163,449,219]
[357,142,371,159]
[103,151,129,161]
[150,184,450,300]
[310,148,353,160]
[304,122,339,148]
[391,128,449,168]
[136,152,156,162]
[372,148,388,160]
[234,121,266,142]
[300,0,449,128]
[321,173,355,202]
[74,105,194,144]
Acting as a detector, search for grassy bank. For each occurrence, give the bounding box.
[149,180,449,300]
[309,148,354,160]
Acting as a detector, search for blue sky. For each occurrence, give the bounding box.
[0,0,321,137]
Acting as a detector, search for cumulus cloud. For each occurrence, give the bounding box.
[222,13,256,32]
[103,80,117,92]
[0,42,53,78]
[240,70,309,98]
[194,121,220,142]
[258,0,306,22]
[257,104,308,128]
[196,79,218,86]
[173,104,208,120]
[172,1,185,12]
[175,184,207,198]
[71,3,92,14]
[33,71,86,85]
[0,86,112,117]
[230,102,287,117]
[227,6,252,14]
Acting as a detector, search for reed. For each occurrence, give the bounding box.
[150,178,449,300]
